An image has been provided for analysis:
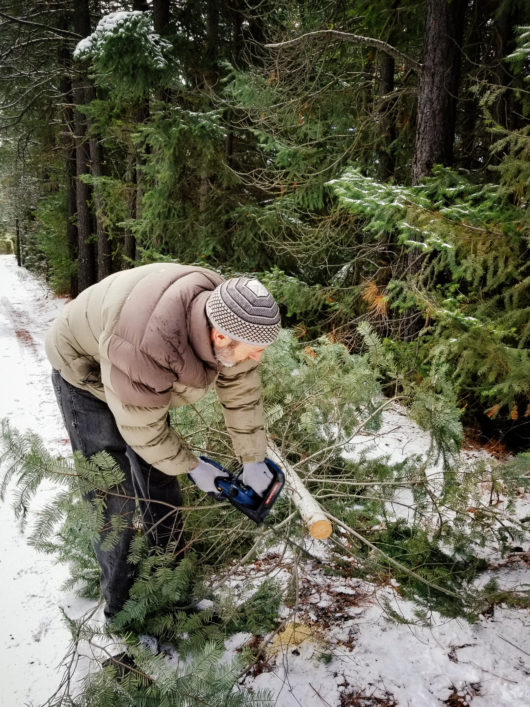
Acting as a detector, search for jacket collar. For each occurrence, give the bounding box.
[188,291,221,383]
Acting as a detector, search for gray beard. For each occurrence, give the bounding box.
[213,347,237,367]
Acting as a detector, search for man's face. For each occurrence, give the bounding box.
[211,330,266,367]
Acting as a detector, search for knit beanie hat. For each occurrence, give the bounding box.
[206,277,281,346]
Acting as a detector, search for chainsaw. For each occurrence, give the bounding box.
[190,456,285,524]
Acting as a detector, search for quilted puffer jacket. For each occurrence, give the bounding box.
[45,263,267,475]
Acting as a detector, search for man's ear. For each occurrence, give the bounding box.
[211,328,231,347]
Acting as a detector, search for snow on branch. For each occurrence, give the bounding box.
[73,11,171,70]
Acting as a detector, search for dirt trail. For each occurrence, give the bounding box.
[1,295,42,355]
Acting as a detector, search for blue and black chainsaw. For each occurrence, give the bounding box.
[190,457,285,524]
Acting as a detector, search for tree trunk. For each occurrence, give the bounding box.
[267,442,332,540]
[123,98,149,265]
[88,125,112,280]
[65,142,79,295]
[245,0,269,67]
[152,0,170,33]
[376,1,400,181]
[412,0,467,184]
[73,82,96,291]
[58,8,79,296]
[84,78,112,281]
[121,0,150,267]
[376,51,396,181]
[133,100,150,257]
[457,0,485,171]
[198,0,220,236]
[72,0,96,291]
[492,2,525,132]
[205,0,219,88]
[225,4,244,166]
[124,151,137,264]
[15,218,22,266]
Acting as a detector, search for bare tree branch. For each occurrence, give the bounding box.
[1,75,52,110]
[265,29,422,73]
[0,36,65,62]
[0,10,80,39]
[0,89,48,130]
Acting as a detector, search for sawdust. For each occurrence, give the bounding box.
[268,621,321,655]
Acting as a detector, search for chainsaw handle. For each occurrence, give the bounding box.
[192,456,285,524]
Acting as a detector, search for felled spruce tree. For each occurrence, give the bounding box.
[1,331,528,703]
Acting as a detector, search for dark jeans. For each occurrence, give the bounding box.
[51,370,184,618]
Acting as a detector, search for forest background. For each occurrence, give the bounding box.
[0,0,529,703]
[0,0,529,448]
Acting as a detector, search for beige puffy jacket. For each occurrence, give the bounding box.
[45,263,267,475]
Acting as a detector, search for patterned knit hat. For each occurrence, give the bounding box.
[206,277,281,346]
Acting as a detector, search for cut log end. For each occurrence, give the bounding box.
[267,442,333,539]
[309,518,333,540]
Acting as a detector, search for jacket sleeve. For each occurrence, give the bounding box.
[215,359,267,462]
[103,384,197,476]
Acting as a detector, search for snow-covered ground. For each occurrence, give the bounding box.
[0,255,528,706]
[0,256,98,707]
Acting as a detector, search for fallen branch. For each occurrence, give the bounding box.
[327,512,466,601]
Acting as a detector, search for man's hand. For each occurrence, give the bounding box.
[242,461,273,496]
[188,458,229,494]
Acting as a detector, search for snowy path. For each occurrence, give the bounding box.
[0,256,94,707]
[0,255,528,706]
